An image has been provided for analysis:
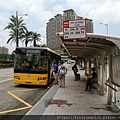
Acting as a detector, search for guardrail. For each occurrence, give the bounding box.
[0,60,14,68]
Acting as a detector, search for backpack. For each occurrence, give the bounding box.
[72,65,74,70]
[59,65,66,75]
[72,65,78,72]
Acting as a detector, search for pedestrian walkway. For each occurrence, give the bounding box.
[42,64,119,115]
[24,63,120,118]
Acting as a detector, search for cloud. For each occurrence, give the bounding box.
[1,0,120,54]
[87,0,120,23]
[64,0,120,23]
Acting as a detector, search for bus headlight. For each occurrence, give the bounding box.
[38,77,46,80]
[14,76,20,80]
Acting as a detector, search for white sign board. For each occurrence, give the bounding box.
[69,20,85,27]
[63,20,86,40]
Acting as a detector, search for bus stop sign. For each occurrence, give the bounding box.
[63,19,87,40]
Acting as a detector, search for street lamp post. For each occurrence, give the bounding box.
[16,11,27,47]
[16,11,18,47]
[100,23,109,90]
[100,23,108,35]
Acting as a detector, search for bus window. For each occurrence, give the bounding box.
[36,55,47,70]
[32,54,39,69]
[14,50,48,73]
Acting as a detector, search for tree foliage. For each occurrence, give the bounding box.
[4,15,27,47]
[4,14,42,48]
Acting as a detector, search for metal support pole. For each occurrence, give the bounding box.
[84,59,87,75]
[100,53,105,95]
[15,11,27,48]
[107,48,113,105]
[89,58,91,74]
[16,11,18,47]
[100,23,108,35]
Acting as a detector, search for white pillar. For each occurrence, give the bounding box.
[107,48,113,105]
[100,53,105,95]
[96,56,100,83]
[89,58,91,74]
[84,59,87,75]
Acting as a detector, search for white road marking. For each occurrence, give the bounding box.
[0,78,13,83]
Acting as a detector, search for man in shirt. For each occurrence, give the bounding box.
[58,62,67,88]
[53,61,58,84]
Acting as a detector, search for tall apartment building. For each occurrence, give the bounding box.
[0,46,8,54]
[46,9,93,54]
[46,14,63,53]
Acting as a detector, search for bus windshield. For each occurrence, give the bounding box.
[14,49,48,74]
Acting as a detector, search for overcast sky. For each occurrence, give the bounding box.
[0,0,120,54]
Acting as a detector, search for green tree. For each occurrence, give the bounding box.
[30,32,41,47]
[4,15,27,47]
[21,29,33,47]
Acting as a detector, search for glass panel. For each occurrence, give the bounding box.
[37,56,48,71]
[14,49,48,73]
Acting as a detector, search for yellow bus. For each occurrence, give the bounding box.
[13,47,61,86]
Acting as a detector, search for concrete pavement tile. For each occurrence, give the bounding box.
[42,108,56,115]
[54,93,67,99]
[42,105,58,115]
[67,108,81,115]
[79,107,96,115]
[55,106,69,115]
[61,96,67,100]
[44,105,52,111]
[53,95,62,99]
[97,109,118,115]
[67,103,81,110]
[66,97,80,101]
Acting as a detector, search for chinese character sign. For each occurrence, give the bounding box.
[63,20,87,39]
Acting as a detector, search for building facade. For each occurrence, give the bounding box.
[46,9,93,54]
[0,46,8,54]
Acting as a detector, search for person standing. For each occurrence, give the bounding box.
[85,67,97,91]
[58,62,67,88]
[53,61,58,84]
[72,62,78,81]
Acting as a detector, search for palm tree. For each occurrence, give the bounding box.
[31,32,41,47]
[21,29,33,47]
[4,15,27,47]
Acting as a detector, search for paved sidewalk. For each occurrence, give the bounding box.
[24,63,120,119]
[42,65,120,115]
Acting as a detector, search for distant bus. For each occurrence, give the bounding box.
[13,47,61,86]
[61,55,69,62]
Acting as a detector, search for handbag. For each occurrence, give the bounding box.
[90,78,98,84]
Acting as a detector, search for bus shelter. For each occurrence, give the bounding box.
[56,32,120,111]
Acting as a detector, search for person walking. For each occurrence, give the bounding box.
[85,67,97,91]
[72,62,78,81]
[58,62,67,88]
[53,61,58,84]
